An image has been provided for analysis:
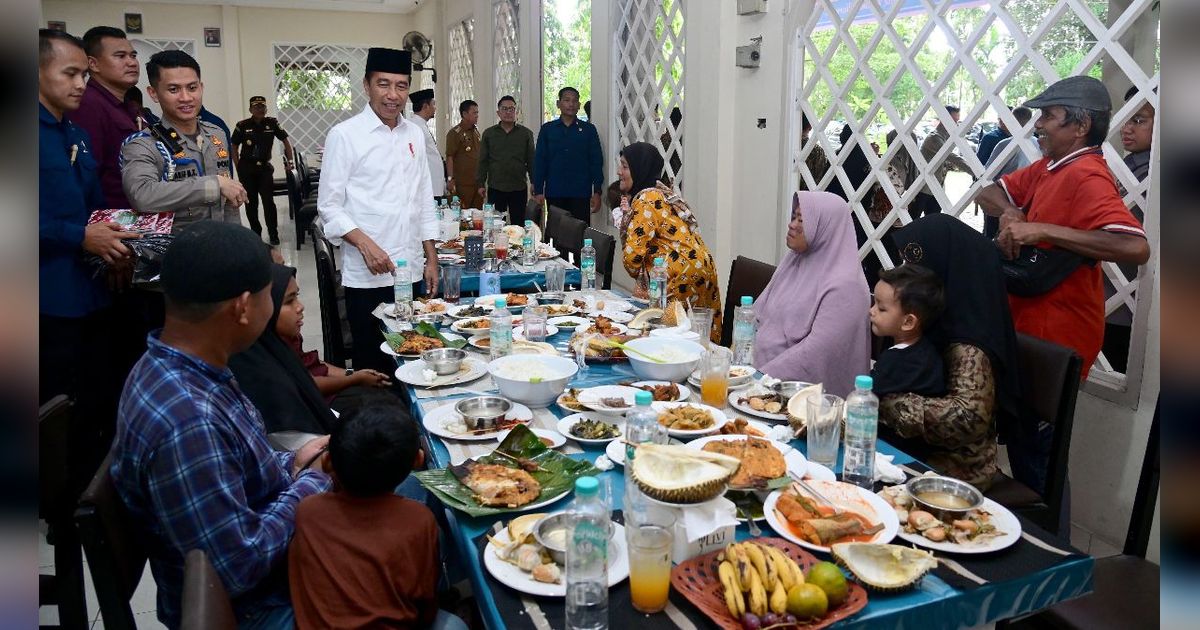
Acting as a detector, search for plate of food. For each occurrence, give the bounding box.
[414,298,450,314]
[685,435,805,490]
[447,303,493,319]
[585,309,634,323]
[436,238,464,254]
[497,428,566,450]
[877,478,1020,554]
[714,417,772,438]
[381,327,466,358]
[484,513,629,597]
[575,385,641,415]
[414,425,600,517]
[578,315,628,336]
[513,324,561,339]
[548,315,589,330]
[728,386,790,421]
[451,316,522,334]
[422,400,534,441]
[651,401,726,438]
[567,333,634,362]
[436,253,464,265]
[690,365,756,387]
[624,380,690,402]
[475,293,535,310]
[555,388,589,413]
[556,413,623,445]
[763,480,899,554]
[542,304,579,317]
[393,357,489,388]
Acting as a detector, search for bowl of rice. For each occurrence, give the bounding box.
[488,355,579,408]
[622,337,706,383]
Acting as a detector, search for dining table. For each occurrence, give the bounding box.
[392,289,1094,630]
[442,258,582,295]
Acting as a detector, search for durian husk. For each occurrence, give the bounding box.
[629,443,740,504]
[507,513,547,542]
[629,308,664,330]
[830,542,938,592]
[660,300,689,328]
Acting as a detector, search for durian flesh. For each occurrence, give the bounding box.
[830,542,938,592]
[630,444,740,504]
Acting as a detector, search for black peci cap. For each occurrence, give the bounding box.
[366,47,411,75]
[162,221,272,304]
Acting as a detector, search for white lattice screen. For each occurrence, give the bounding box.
[273,44,370,154]
[448,18,476,119]
[790,0,1158,389]
[494,0,522,111]
[612,0,685,186]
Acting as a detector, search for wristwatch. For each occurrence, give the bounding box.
[344,368,355,376]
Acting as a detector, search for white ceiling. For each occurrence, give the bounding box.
[135,0,425,14]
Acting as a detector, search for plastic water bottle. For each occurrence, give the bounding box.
[624,390,667,527]
[522,220,537,266]
[842,375,879,488]
[580,238,597,293]
[648,256,668,310]
[393,259,413,321]
[483,203,496,236]
[489,298,512,360]
[566,476,609,630]
[731,296,756,365]
[451,195,465,231]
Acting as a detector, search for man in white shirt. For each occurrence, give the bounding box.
[408,88,446,201]
[317,47,439,372]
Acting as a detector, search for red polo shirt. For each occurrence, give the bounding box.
[71,80,140,208]
[999,146,1146,377]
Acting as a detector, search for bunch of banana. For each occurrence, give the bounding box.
[716,541,807,618]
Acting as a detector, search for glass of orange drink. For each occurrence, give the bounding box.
[699,346,732,407]
[628,509,675,613]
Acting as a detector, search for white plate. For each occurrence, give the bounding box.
[475,294,537,310]
[555,391,590,413]
[650,401,727,437]
[394,358,489,388]
[541,305,580,318]
[575,385,643,415]
[605,439,626,466]
[727,387,790,422]
[805,461,837,482]
[684,434,809,486]
[762,481,900,553]
[496,427,567,450]
[415,298,452,314]
[423,401,534,442]
[467,335,490,351]
[556,413,624,445]
[690,365,757,387]
[513,324,560,339]
[577,321,629,336]
[483,522,629,597]
[586,309,634,323]
[450,316,522,334]
[548,315,590,329]
[688,374,756,392]
[380,333,466,358]
[712,417,775,439]
[628,380,691,402]
[893,497,1022,554]
[447,303,493,319]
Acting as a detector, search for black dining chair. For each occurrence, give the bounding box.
[719,256,777,347]
[40,396,88,630]
[74,453,148,630]
[584,227,616,290]
[543,206,569,250]
[311,224,353,367]
[180,549,237,630]
[554,213,588,266]
[985,333,1082,538]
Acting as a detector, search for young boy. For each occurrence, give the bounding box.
[288,403,447,629]
[868,264,946,397]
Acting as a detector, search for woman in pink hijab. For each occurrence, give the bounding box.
[752,191,872,397]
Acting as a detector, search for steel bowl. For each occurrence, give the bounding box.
[533,512,615,565]
[413,311,445,326]
[773,381,815,405]
[534,291,565,304]
[905,475,985,522]
[454,395,512,431]
[421,347,466,375]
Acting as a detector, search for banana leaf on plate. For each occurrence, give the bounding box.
[414,424,599,517]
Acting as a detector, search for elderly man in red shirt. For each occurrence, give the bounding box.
[976,76,1151,379]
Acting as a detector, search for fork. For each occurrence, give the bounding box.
[738,505,762,536]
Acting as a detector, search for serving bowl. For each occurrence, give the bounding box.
[453,396,513,431]
[533,512,615,565]
[421,348,467,375]
[905,475,985,522]
[622,337,705,383]
[488,354,579,408]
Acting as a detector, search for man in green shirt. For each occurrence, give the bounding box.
[476,95,535,224]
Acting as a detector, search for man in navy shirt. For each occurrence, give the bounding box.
[39,28,139,485]
[533,87,604,223]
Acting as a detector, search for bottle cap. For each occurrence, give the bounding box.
[524,220,533,227]
[575,476,599,495]
[855,375,873,390]
[635,390,652,406]
[584,238,593,246]
[654,257,665,266]
[741,295,752,306]
[452,195,460,202]
[496,298,507,309]
[396,259,407,267]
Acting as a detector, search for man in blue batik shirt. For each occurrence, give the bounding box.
[111,221,331,629]
[533,86,604,224]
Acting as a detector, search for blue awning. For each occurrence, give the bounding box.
[814,0,990,29]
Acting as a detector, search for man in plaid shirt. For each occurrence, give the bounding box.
[111,221,330,629]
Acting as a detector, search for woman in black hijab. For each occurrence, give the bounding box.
[826,124,871,202]
[230,264,339,437]
[876,214,1023,491]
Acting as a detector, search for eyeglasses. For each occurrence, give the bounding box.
[499,106,517,113]
[1123,115,1153,127]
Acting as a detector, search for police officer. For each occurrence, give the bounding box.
[120,50,246,231]
[231,96,294,244]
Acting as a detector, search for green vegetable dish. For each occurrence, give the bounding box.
[569,418,621,440]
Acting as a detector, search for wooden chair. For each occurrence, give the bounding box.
[719,256,777,347]
[74,453,148,630]
[985,333,1082,537]
[584,227,616,290]
[180,550,237,630]
[39,396,88,630]
[311,224,353,367]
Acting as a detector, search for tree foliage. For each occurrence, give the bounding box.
[276,63,352,111]
[542,0,592,122]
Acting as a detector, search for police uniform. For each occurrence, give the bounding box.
[120,118,238,232]
[231,97,290,241]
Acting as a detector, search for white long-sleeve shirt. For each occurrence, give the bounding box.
[407,112,445,197]
[318,105,437,288]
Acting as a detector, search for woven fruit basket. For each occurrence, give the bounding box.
[670,537,868,629]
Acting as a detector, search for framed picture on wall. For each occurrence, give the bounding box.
[47,21,66,32]
[204,27,221,47]
[124,13,143,34]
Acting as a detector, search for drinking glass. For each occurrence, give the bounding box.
[806,393,844,469]
[494,233,509,268]
[440,265,463,304]
[627,509,675,614]
[690,307,714,346]
[472,209,484,231]
[522,306,549,342]
[699,346,732,407]
[544,262,566,293]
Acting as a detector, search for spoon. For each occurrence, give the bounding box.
[738,504,762,536]
[603,339,666,363]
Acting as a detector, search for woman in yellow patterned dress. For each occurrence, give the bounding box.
[615,142,722,342]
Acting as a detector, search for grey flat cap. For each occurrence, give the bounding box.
[1024,75,1111,111]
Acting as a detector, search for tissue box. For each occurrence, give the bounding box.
[668,505,738,563]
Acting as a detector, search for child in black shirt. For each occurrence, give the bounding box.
[869,264,946,397]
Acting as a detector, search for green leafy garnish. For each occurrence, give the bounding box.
[413,322,467,349]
